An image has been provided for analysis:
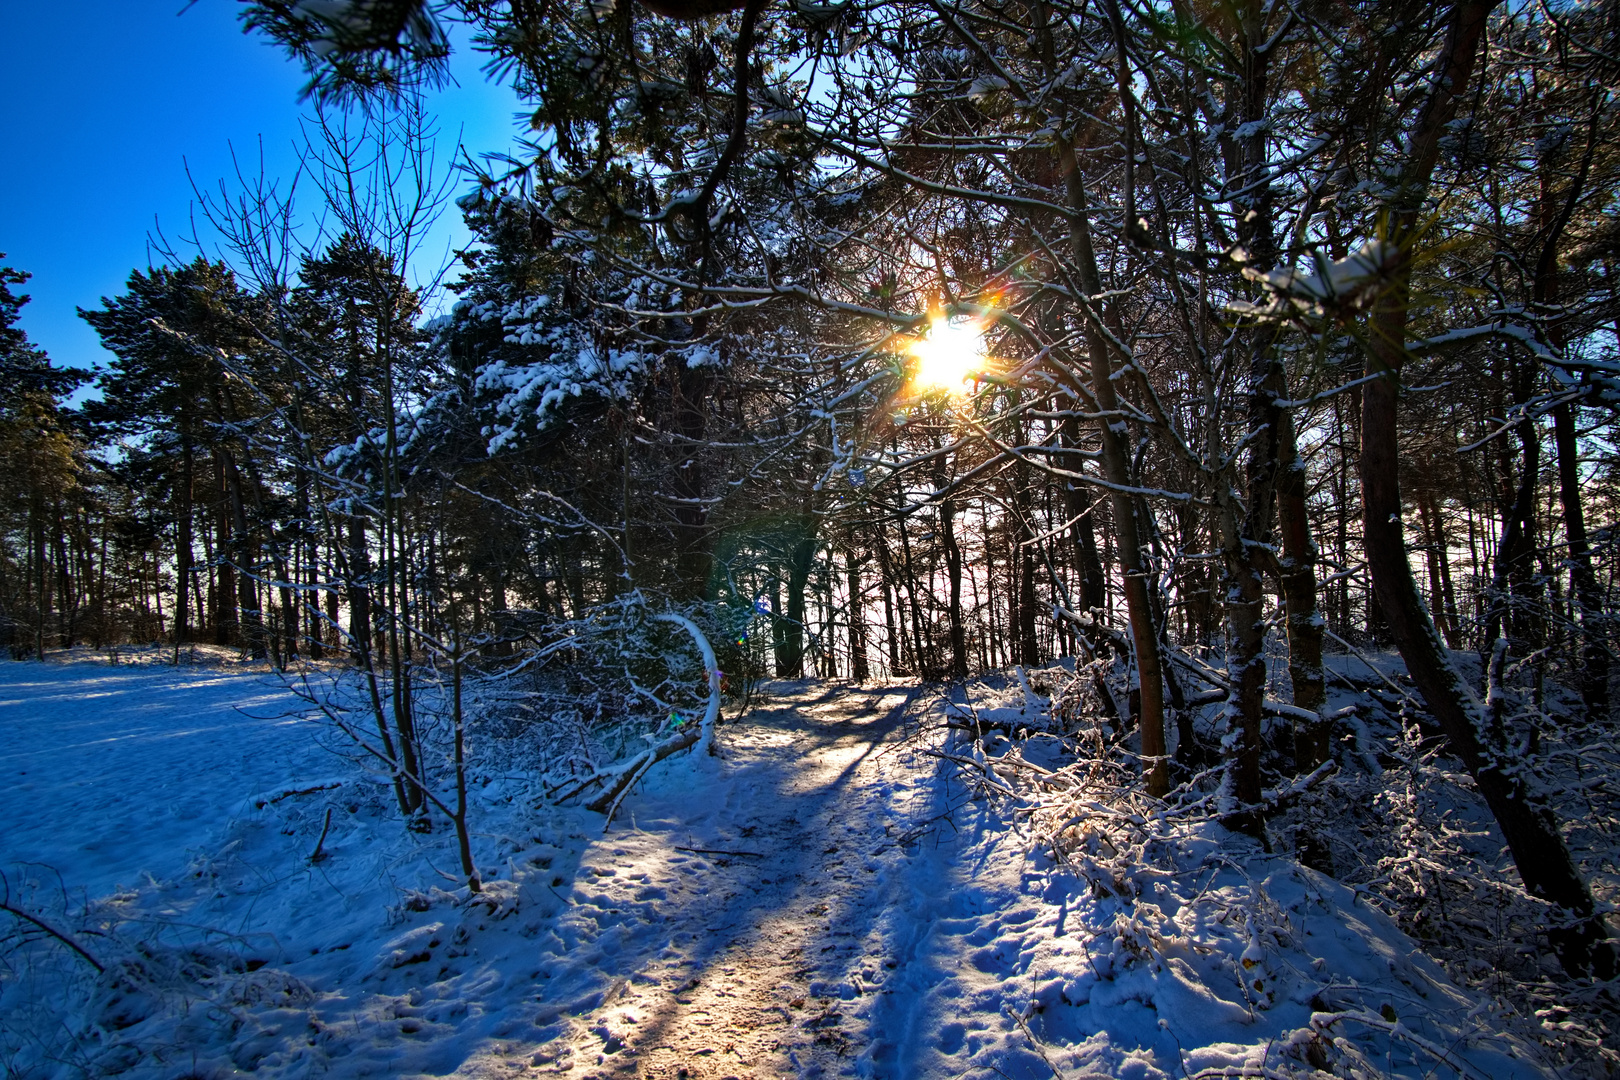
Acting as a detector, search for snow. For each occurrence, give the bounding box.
[0,652,325,899]
[0,654,1556,1078]
[450,295,650,454]
[1233,241,1399,317]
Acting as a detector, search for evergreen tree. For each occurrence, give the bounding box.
[0,254,89,659]
[81,258,258,652]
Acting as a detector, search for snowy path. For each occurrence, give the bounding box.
[373,680,1544,1080]
[517,682,942,1079]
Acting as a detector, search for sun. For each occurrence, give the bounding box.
[908,316,985,394]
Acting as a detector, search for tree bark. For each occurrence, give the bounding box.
[671,362,714,599]
[940,492,968,678]
[1484,412,1540,650]
[31,491,45,660]
[847,549,870,682]
[779,513,816,677]
[877,546,901,674]
[213,453,234,646]
[1277,406,1329,770]
[1553,402,1609,717]
[224,452,268,662]
[1061,142,1168,797]
[1418,493,1459,649]
[1013,433,1040,668]
[1060,417,1107,618]
[173,436,195,663]
[898,512,930,677]
[1216,7,1287,804]
[348,516,372,663]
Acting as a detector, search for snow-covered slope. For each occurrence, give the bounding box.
[0,652,327,898]
[0,655,1555,1078]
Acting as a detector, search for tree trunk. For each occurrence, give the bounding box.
[1216,14,1286,806]
[1014,442,1040,668]
[212,453,236,646]
[1484,414,1541,651]
[173,438,195,663]
[31,491,46,661]
[1418,494,1459,649]
[878,549,901,674]
[1554,402,1609,717]
[780,514,816,677]
[301,478,324,660]
[54,505,76,648]
[847,550,870,682]
[671,363,714,599]
[1216,490,1269,807]
[1060,418,1108,618]
[1018,541,1039,668]
[940,493,968,678]
[1334,394,1354,636]
[1430,492,1462,650]
[276,549,298,664]
[898,513,930,677]
[222,452,267,661]
[1277,407,1329,770]
[771,580,790,675]
[348,517,372,663]
[1359,0,1612,979]
[1061,143,1168,797]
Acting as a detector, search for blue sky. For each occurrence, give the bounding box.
[0,1,525,383]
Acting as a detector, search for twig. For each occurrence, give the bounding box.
[1006,1005,1067,1079]
[675,846,765,858]
[309,807,334,863]
[0,901,105,973]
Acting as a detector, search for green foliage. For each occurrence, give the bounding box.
[0,255,88,417]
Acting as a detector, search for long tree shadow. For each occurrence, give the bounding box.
[526,680,954,1076]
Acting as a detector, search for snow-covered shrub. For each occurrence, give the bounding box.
[441,595,748,790]
[0,865,327,1079]
[939,651,1620,1073]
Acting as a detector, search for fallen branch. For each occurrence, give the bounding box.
[0,901,104,973]
[1262,758,1338,812]
[1217,759,1339,835]
[254,781,342,809]
[564,610,725,825]
[1311,1011,1495,1080]
[575,726,701,815]
[926,747,1025,798]
[650,612,722,756]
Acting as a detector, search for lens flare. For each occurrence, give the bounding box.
[908,316,985,393]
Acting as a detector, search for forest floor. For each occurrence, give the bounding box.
[0,649,1574,1079]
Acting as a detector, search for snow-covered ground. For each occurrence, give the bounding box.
[0,653,328,899]
[0,651,1562,1078]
